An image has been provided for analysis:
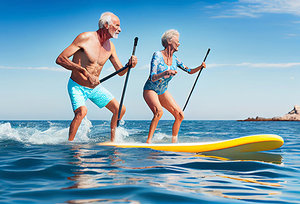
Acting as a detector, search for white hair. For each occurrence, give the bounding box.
[161,29,180,48]
[98,12,114,29]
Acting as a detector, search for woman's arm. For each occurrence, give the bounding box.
[188,62,206,74]
[151,70,177,81]
[176,56,206,75]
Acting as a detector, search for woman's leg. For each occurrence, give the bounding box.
[143,90,163,143]
[159,91,184,143]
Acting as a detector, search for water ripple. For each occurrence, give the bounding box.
[1,120,300,203]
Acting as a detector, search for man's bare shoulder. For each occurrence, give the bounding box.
[109,40,116,51]
[74,32,96,44]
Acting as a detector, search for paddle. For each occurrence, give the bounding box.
[117,37,138,127]
[182,48,210,112]
[100,65,129,83]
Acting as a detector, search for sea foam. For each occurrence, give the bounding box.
[0,118,93,145]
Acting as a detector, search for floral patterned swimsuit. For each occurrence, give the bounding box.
[143,51,190,95]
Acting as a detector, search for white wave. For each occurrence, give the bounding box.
[115,127,128,143]
[113,120,141,143]
[0,118,93,145]
[0,123,23,142]
[115,126,135,143]
[127,128,143,135]
[152,132,171,143]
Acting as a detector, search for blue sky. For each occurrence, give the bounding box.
[0,0,299,120]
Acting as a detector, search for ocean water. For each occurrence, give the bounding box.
[0,120,300,204]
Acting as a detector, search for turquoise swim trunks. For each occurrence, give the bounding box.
[67,78,114,111]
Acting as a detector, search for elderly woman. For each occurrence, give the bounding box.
[143,29,206,143]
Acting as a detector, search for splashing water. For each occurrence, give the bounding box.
[115,127,136,143]
[115,126,129,143]
[0,122,67,144]
[0,118,93,145]
[0,122,22,142]
[1,120,299,204]
[152,132,171,143]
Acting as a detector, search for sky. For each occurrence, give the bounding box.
[0,0,299,120]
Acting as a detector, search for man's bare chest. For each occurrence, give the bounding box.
[83,45,111,66]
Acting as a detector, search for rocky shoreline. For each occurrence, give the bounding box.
[239,105,300,121]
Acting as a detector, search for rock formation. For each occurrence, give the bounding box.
[240,105,300,121]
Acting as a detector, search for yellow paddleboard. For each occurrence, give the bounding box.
[98,134,284,153]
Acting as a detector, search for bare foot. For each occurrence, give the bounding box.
[172,136,178,143]
[100,141,114,145]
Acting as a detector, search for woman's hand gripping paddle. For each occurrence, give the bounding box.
[182,48,210,112]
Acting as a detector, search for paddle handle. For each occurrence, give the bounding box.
[100,37,138,84]
[117,37,138,126]
[132,37,138,55]
[100,65,129,83]
[183,48,210,112]
[203,48,210,63]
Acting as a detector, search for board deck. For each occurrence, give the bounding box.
[98,134,284,153]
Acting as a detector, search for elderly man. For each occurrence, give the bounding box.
[56,12,137,142]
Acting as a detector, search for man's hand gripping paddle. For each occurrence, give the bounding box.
[117,37,138,126]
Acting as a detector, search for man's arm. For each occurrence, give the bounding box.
[56,33,88,75]
[109,41,137,76]
[109,42,128,76]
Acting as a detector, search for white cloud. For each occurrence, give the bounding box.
[137,64,150,70]
[101,64,149,75]
[0,64,150,74]
[211,0,300,18]
[209,62,300,68]
[0,65,66,72]
[2,62,299,72]
[285,33,298,38]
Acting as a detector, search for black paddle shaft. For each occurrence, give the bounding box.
[117,37,138,126]
[182,48,210,112]
[100,65,129,83]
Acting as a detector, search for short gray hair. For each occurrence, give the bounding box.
[98,12,114,29]
[161,29,179,48]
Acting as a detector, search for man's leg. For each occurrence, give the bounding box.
[69,106,87,141]
[105,98,126,142]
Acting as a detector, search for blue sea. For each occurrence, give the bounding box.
[1,120,300,204]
